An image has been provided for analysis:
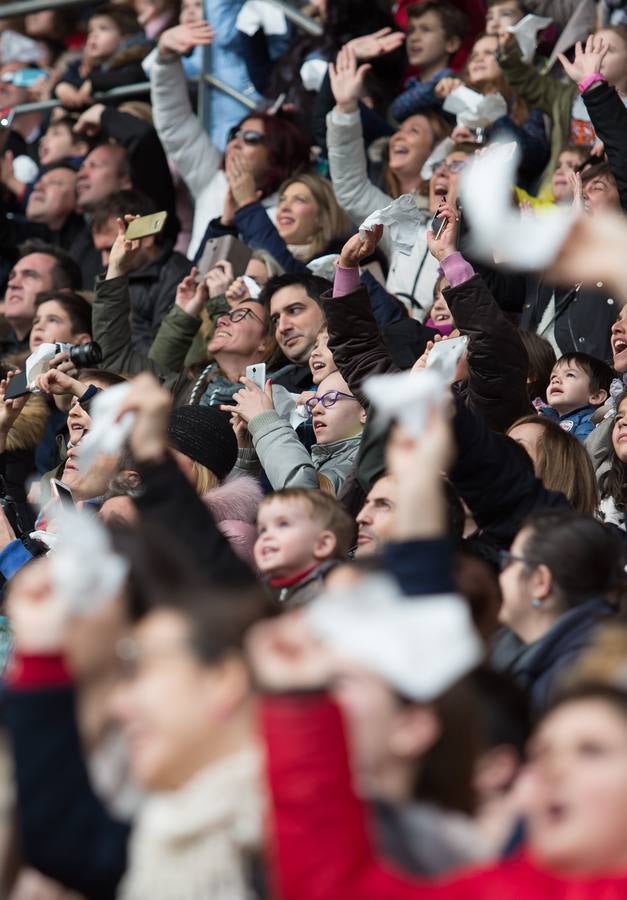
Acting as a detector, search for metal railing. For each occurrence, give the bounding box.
[265,0,322,36]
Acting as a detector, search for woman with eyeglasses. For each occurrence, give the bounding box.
[151,20,311,259]
[494,510,622,715]
[228,369,366,495]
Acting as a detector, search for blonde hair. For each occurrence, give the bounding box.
[191,460,220,494]
[258,488,356,557]
[278,173,352,258]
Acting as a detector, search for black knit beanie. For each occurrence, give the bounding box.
[167,405,237,482]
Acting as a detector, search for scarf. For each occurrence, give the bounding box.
[117,745,264,900]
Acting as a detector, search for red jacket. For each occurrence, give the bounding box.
[261,693,627,899]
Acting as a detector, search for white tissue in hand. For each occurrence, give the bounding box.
[459,142,575,270]
[443,85,507,129]
[236,0,287,35]
[421,137,455,180]
[271,383,307,430]
[359,195,422,256]
[25,343,58,387]
[508,13,552,63]
[307,253,339,282]
[51,507,129,614]
[426,335,468,382]
[363,369,448,438]
[307,574,482,701]
[77,383,134,473]
[300,58,328,92]
[241,275,261,299]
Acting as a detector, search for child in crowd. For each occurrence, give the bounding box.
[541,352,613,441]
[54,5,146,109]
[38,114,94,168]
[485,0,525,37]
[230,369,366,494]
[425,276,455,335]
[254,487,355,606]
[516,144,591,208]
[390,1,469,122]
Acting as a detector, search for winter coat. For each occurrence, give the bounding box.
[150,55,271,258]
[261,691,627,900]
[493,597,615,715]
[238,409,361,493]
[269,559,339,608]
[540,404,599,441]
[521,281,617,363]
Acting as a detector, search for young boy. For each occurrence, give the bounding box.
[38,115,94,168]
[541,352,613,441]
[515,144,590,207]
[54,5,145,109]
[485,0,526,38]
[254,487,355,606]
[390,1,469,122]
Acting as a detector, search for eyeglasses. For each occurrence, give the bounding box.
[211,306,265,327]
[305,390,359,414]
[498,550,534,572]
[227,127,265,146]
[432,159,468,175]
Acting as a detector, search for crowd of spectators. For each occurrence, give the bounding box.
[0,0,626,897]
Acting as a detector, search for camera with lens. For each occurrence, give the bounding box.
[54,342,103,368]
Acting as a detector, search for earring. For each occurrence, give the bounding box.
[531,597,542,609]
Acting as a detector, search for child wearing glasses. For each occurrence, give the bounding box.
[254,488,355,607]
[228,369,366,495]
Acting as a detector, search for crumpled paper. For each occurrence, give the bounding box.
[236,0,287,35]
[307,574,482,701]
[77,383,135,473]
[25,343,59,387]
[307,253,339,282]
[241,275,261,299]
[443,85,508,129]
[51,506,129,614]
[363,368,448,438]
[272,383,309,430]
[359,194,422,256]
[459,142,575,270]
[426,335,468,381]
[508,13,552,63]
[300,57,328,92]
[421,137,455,180]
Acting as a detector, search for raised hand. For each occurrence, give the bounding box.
[328,44,371,114]
[435,76,463,99]
[426,201,460,262]
[226,151,259,209]
[73,102,106,136]
[106,216,143,280]
[347,27,406,61]
[225,377,274,423]
[175,267,209,317]
[205,260,235,299]
[246,610,337,692]
[338,224,384,268]
[0,372,28,448]
[115,373,172,464]
[558,33,607,86]
[158,20,214,59]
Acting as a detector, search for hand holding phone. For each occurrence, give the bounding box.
[124,211,168,241]
[245,363,266,391]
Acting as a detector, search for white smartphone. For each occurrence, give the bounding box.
[245,363,266,390]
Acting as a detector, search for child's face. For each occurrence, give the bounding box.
[309,371,365,445]
[597,29,627,93]
[180,0,203,25]
[39,123,77,166]
[86,16,123,63]
[551,150,583,203]
[546,360,605,415]
[309,329,337,385]
[467,35,501,83]
[254,498,331,578]
[406,11,459,71]
[428,290,454,327]
[485,1,524,37]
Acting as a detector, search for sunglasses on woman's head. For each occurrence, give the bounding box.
[227,128,265,146]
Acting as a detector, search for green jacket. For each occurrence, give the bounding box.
[499,43,576,192]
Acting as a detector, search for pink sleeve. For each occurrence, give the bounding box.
[439,252,475,287]
[333,264,361,298]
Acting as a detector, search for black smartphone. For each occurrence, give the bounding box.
[51,478,75,509]
[4,371,30,400]
[431,209,447,240]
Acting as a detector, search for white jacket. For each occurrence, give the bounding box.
[151,55,277,258]
[326,108,439,320]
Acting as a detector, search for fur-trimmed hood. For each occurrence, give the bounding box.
[202,475,262,525]
[5,395,49,453]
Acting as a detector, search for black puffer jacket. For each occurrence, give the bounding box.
[126,243,192,353]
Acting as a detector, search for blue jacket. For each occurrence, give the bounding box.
[540,403,599,441]
[494,597,614,714]
[389,68,454,122]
